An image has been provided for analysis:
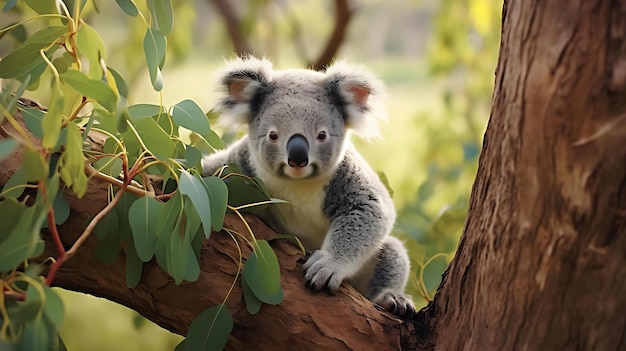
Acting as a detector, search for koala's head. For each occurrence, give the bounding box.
[215,57,385,180]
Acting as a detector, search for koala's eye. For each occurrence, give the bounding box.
[268,131,279,142]
[316,131,327,141]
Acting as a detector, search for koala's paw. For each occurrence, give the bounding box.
[302,250,345,292]
[374,291,416,319]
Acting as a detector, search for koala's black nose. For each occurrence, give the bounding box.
[286,134,309,168]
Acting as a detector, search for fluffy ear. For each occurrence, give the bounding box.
[325,61,387,138]
[215,57,273,127]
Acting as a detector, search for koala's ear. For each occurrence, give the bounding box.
[325,62,387,138]
[215,57,273,127]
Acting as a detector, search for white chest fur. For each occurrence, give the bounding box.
[259,174,331,250]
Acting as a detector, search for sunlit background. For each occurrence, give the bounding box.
[2,0,502,349]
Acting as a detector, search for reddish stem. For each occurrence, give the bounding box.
[45,210,66,286]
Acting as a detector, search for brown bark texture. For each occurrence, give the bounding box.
[416,0,626,350]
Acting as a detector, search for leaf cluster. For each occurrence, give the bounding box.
[0,1,286,350]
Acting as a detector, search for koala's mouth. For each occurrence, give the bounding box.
[278,163,318,179]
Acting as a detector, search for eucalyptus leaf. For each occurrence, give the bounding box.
[179,171,211,238]
[135,117,176,158]
[62,69,117,112]
[0,26,66,79]
[148,0,174,35]
[128,195,164,262]
[202,176,228,231]
[115,0,139,16]
[0,198,25,245]
[242,276,262,315]
[2,167,27,198]
[242,240,283,305]
[185,305,233,351]
[126,240,144,288]
[41,85,64,149]
[143,28,166,91]
[76,23,107,79]
[128,103,161,121]
[0,204,46,272]
[171,99,211,136]
[0,138,18,161]
[42,286,64,329]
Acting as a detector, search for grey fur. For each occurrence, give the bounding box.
[202,57,415,318]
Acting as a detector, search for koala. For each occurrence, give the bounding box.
[202,57,415,318]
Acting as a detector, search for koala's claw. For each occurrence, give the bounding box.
[302,250,344,292]
[375,292,416,319]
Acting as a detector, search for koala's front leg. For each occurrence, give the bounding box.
[302,210,389,292]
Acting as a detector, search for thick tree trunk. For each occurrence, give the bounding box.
[416,0,626,350]
[2,0,625,350]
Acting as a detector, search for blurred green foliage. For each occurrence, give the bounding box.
[0,0,502,349]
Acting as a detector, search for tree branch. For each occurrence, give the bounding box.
[210,0,253,57]
[310,0,355,71]
[0,112,419,350]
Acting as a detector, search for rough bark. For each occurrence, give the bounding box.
[416,0,626,350]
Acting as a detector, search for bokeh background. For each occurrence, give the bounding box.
[1,0,502,349]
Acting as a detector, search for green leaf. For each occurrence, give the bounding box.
[51,188,70,226]
[59,122,88,198]
[0,26,66,79]
[17,316,50,351]
[115,191,140,242]
[93,210,119,241]
[93,229,121,265]
[22,149,48,181]
[108,67,129,98]
[184,145,202,168]
[42,286,64,328]
[143,28,166,91]
[167,216,188,284]
[92,156,123,178]
[242,240,283,305]
[2,74,31,116]
[76,23,106,79]
[115,0,139,16]
[126,240,143,288]
[148,0,174,35]
[135,117,176,158]
[205,130,224,150]
[0,198,24,245]
[182,197,201,282]
[225,175,271,212]
[0,138,18,161]
[2,167,26,198]
[0,204,46,272]
[185,305,233,351]
[242,276,262,315]
[171,99,211,136]
[179,171,211,239]
[21,106,45,140]
[128,195,164,262]
[41,85,64,149]
[175,339,186,351]
[202,176,228,231]
[62,69,117,112]
[128,103,161,121]
[423,255,448,292]
[24,0,56,14]
[3,0,18,12]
